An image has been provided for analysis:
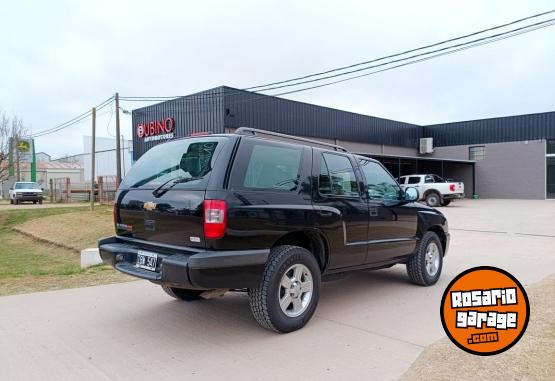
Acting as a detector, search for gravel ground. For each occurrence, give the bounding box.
[402,273,555,381]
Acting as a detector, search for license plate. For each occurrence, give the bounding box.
[136,250,158,271]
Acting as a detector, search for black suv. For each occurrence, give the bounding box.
[99,128,449,333]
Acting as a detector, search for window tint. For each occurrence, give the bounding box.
[398,176,406,184]
[432,175,446,183]
[243,144,302,190]
[120,137,225,189]
[319,153,359,197]
[358,159,401,200]
[469,146,485,160]
[408,176,421,184]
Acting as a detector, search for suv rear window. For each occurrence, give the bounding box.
[120,137,227,189]
[231,139,303,191]
[243,144,302,190]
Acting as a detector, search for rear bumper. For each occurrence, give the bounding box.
[443,193,465,200]
[98,236,269,289]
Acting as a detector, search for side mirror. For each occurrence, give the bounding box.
[404,187,419,201]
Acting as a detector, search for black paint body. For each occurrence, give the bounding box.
[100,133,449,290]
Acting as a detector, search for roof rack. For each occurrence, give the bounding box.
[235,127,348,152]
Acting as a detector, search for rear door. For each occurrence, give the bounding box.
[312,150,369,269]
[115,136,231,248]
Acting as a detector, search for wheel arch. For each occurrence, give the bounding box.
[271,229,329,272]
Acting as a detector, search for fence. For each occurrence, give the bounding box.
[49,175,117,203]
[97,175,118,203]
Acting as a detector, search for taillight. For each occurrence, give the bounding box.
[449,184,455,192]
[203,200,227,239]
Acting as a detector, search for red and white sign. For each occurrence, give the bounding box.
[137,117,175,142]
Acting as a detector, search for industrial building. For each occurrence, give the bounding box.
[132,86,555,200]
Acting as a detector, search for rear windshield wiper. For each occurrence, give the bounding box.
[152,176,204,197]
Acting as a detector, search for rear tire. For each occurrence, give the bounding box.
[14,199,19,205]
[425,192,441,207]
[440,200,451,206]
[407,231,443,286]
[161,286,204,301]
[249,245,321,333]
[39,199,43,205]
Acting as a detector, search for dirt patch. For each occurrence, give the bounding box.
[401,274,555,381]
[12,206,114,250]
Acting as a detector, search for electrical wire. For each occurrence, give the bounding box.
[257,16,555,93]
[29,96,114,138]
[244,8,555,91]
[272,18,555,97]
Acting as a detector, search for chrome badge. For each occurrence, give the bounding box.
[143,201,157,211]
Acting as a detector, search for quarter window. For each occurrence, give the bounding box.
[469,146,486,160]
[319,153,359,197]
[243,144,302,190]
[358,159,401,200]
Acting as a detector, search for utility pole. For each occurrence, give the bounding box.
[115,92,122,187]
[15,134,20,181]
[90,107,96,210]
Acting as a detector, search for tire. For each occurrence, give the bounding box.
[14,199,19,205]
[9,199,13,204]
[407,231,443,286]
[33,201,37,204]
[249,245,321,333]
[440,200,451,207]
[39,199,43,205]
[161,286,204,301]
[425,192,441,207]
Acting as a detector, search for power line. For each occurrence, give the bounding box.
[121,11,555,107]
[256,16,555,93]
[272,18,555,97]
[245,9,555,91]
[122,15,555,115]
[29,96,114,138]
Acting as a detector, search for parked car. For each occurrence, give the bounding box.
[398,174,464,207]
[99,128,449,333]
[9,182,44,205]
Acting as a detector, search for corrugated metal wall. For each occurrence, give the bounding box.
[222,87,421,147]
[424,111,555,147]
[132,87,225,160]
[132,86,555,159]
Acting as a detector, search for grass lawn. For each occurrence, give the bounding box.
[13,206,115,250]
[0,206,133,296]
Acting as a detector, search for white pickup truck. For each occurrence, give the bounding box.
[398,174,464,207]
[9,181,44,205]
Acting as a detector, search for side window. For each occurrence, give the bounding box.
[358,159,401,200]
[425,175,434,183]
[242,143,302,191]
[319,153,359,197]
[398,176,406,185]
[408,176,421,184]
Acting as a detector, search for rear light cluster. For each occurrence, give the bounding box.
[203,200,227,239]
[449,183,456,192]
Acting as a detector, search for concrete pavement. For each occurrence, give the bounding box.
[1,199,554,380]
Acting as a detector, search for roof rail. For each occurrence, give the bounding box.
[235,127,348,152]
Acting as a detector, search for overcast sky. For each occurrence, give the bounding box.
[1,0,554,158]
